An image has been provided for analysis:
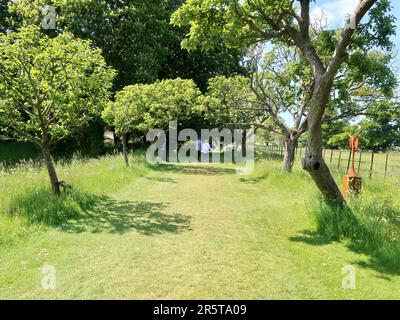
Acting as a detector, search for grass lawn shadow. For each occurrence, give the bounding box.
[145,176,177,183]
[289,230,333,246]
[60,197,192,235]
[291,201,400,276]
[290,229,400,276]
[239,174,268,184]
[150,163,237,176]
[8,189,191,236]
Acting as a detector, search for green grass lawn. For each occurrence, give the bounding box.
[1,152,400,299]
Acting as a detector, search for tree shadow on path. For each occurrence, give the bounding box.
[150,164,236,176]
[60,197,192,235]
[8,188,191,236]
[239,174,268,184]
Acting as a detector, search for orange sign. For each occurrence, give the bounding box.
[348,136,359,153]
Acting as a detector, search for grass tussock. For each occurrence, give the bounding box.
[7,188,98,226]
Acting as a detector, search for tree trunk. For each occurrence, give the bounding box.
[241,130,247,157]
[121,132,129,166]
[42,145,60,195]
[300,78,345,206]
[302,118,344,206]
[282,137,297,172]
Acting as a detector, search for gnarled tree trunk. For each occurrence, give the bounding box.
[301,81,344,206]
[42,144,60,195]
[282,137,297,172]
[302,125,344,205]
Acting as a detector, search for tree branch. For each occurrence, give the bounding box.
[325,0,378,81]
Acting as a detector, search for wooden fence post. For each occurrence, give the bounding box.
[338,151,342,169]
[330,149,334,164]
[346,150,351,171]
[357,150,362,174]
[369,152,375,179]
[384,153,389,180]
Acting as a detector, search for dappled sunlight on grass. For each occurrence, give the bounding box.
[6,188,190,236]
[60,197,191,235]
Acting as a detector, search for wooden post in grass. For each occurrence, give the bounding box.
[369,152,375,179]
[330,149,334,164]
[338,151,342,169]
[346,150,351,172]
[357,150,362,174]
[384,153,389,180]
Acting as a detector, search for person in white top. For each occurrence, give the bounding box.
[195,138,202,162]
[201,140,211,162]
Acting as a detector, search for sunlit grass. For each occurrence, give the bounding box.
[1,152,400,299]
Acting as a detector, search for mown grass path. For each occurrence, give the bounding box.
[1,162,400,299]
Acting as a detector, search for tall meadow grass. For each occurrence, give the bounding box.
[0,151,148,247]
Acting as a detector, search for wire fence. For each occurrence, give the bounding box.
[257,145,400,179]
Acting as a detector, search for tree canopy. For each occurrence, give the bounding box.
[0,25,115,193]
[6,0,246,91]
[200,75,257,128]
[103,78,202,134]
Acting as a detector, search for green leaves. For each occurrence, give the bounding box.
[202,75,255,127]
[171,0,293,51]
[102,78,203,134]
[0,25,115,145]
[356,0,397,51]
